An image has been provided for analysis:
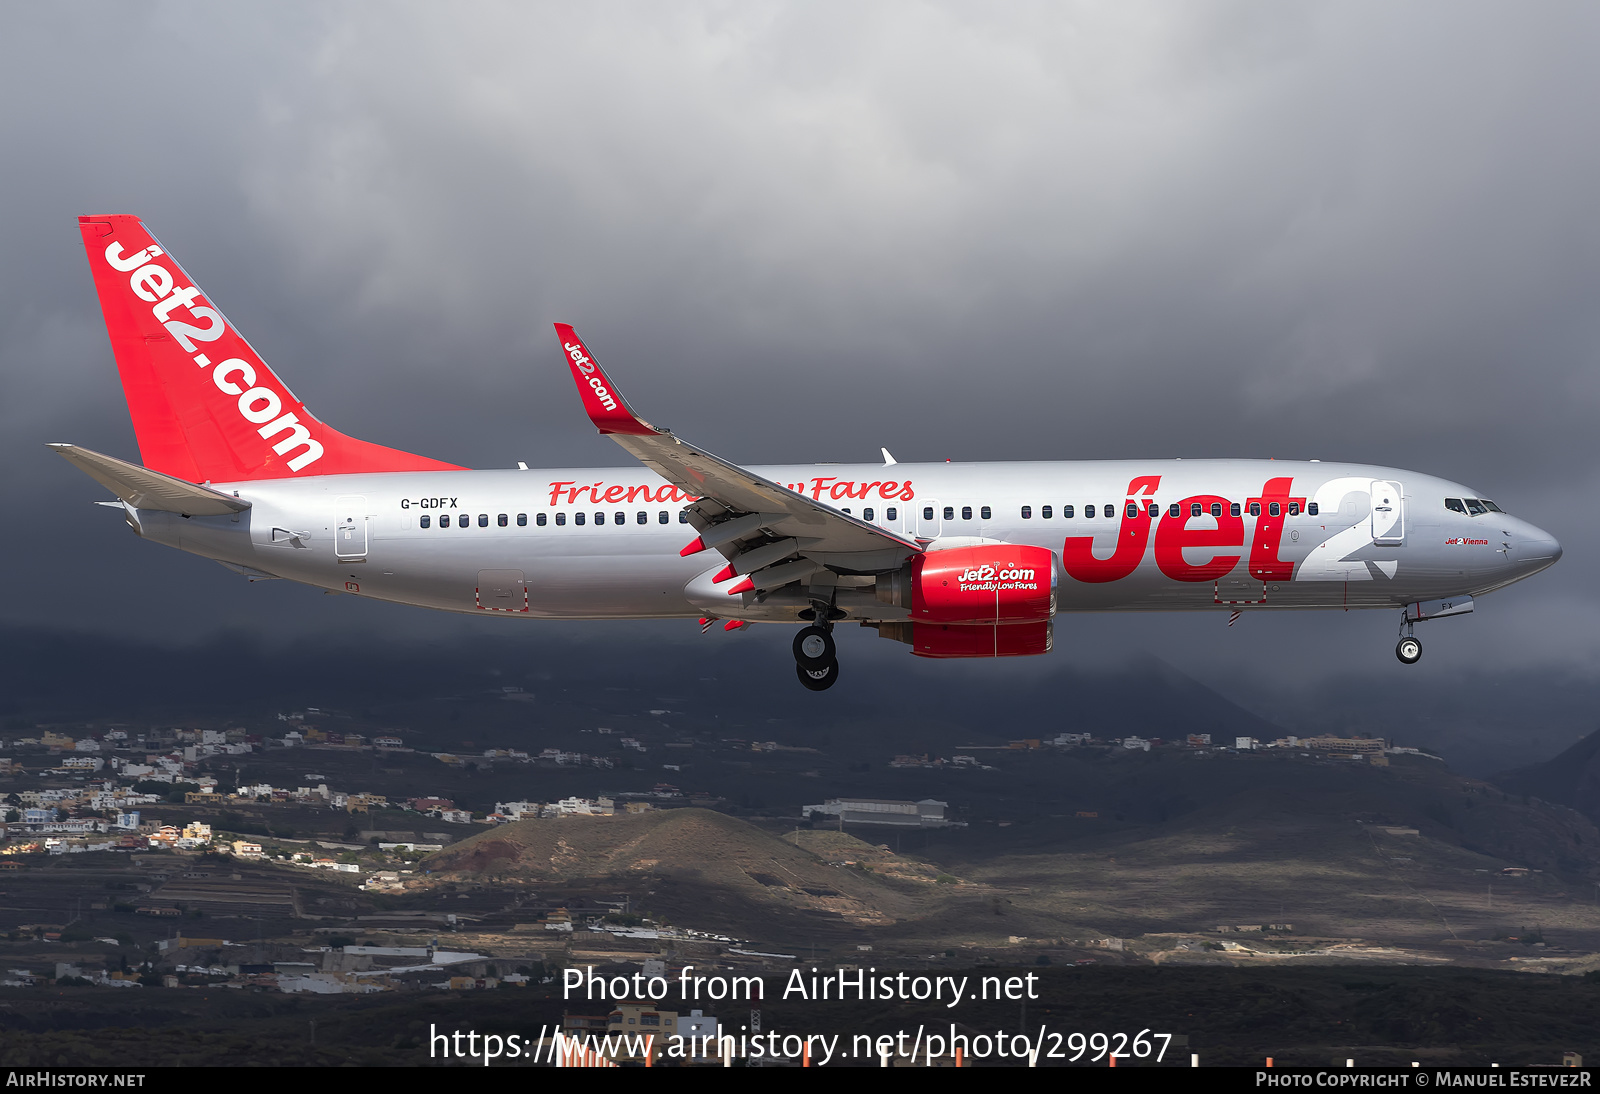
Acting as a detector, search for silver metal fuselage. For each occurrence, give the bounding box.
[133,459,1561,622]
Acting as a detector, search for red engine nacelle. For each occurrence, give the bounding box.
[911,544,1058,625]
[911,621,1054,659]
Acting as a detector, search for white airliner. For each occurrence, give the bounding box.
[58,215,1562,690]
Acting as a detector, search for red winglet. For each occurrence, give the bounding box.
[680,537,707,557]
[711,563,736,583]
[725,577,755,596]
[554,323,657,436]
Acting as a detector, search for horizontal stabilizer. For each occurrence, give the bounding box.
[49,443,251,516]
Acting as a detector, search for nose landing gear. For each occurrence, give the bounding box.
[1396,617,1422,665]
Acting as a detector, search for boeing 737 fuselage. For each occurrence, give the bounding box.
[59,216,1562,689]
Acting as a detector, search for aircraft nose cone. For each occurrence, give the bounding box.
[1516,522,1561,568]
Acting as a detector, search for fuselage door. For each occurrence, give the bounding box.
[916,500,942,539]
[335,495,368,561]
[1370,481,1404,545]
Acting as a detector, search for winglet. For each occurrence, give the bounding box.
[554,323,660,436]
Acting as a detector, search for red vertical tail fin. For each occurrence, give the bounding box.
[77,215,464,482]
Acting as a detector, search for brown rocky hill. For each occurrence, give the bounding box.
[424,808,943,943]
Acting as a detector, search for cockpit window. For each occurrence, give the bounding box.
[1465,498,1488,516]
[1444,498,1466,514]
[1481,499,1503,513]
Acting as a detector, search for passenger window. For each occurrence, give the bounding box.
[498,513,508,527]
[924,507,935,520]
[1466,499,1487,515]
[420,515,430,529]
[476,514,486,527]
[1230,503,1241,517]
[1269,502,1280,517]
[637,511,647,525]
[678,511,689,524]
[942,506,953,521]
[517,513,527,526]
[1445,498,1466,514]
[961,506,972,520]
[574,512,586,526]
[1085,504,1096,518]
[1168,503,1180,518]
[535,513,546,527]
[556,512,566,526]
[980,506,991,520]
[842,508,851,515]
[1021,506,1032,519]
[658,511,669,524]
[1307,502,1319,516]
[1190,503,1202,518]
[1062,505,1073,518]
[1147,501,1159,517]
[440,514,450,528]
[1288,502,1300,516]
[614,511,624,525]
[887,507,898,521]
[1041,505,1053,519]
[460,514,470,529]
[864,507,875,521]
[595,512,606,525]
[1209,503,1222,518]
[1250,503,1261,517]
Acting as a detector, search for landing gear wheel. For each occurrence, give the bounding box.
[1396,636,1422,665]
[796,659,839,691]
[793,625,836,670]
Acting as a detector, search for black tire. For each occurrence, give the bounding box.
[1396,636,1422,665]
[793,625,836,670]
[796,658,839,691]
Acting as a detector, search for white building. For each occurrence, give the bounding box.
[801,798,954,828]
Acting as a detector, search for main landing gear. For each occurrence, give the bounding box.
[1396,617,1422,665]
[794,608,842,691]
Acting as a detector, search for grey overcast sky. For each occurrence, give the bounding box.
[3,2,1598,698]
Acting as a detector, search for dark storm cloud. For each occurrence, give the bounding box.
[1,2,1597,682]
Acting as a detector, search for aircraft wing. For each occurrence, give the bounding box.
[554,324,920,577]
[49,443,251,516]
